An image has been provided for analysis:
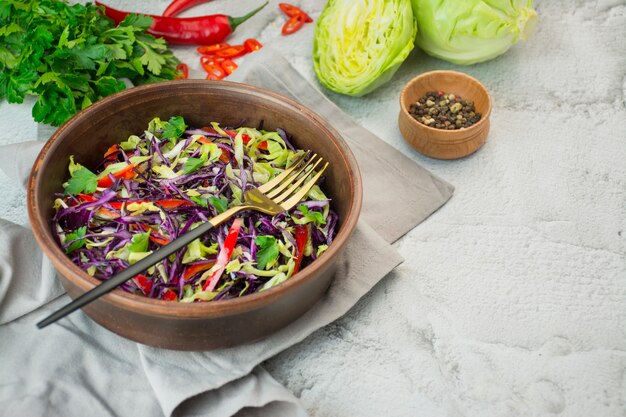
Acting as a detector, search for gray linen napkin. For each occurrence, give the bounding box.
[0,50,453,417]
[229,48,453,243]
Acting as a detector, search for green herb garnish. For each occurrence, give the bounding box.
[0,0,180,126]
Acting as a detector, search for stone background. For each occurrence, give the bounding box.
[1,1,624,416]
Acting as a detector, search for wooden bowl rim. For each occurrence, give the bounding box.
[27,80,363,318]
[399,70,492,144]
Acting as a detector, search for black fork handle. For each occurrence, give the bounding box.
[36,219,217,329]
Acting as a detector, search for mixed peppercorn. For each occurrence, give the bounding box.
[409,91,481,130]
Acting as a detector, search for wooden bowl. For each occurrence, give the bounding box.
[27,80,362,350]
[398,70,492,159]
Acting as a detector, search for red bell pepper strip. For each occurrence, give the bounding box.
[95,207,120,220]
[103,144,120,159]
[223,130,268,151]
[175,63,189,79]
[96,1,268,46]
[292,225,308,274]
[182,260,216,281]
[136,223,172,246]
[197,43,230,55]
[96,175,114,188]
[106,199,192,210]
[243,38,263,52]
[281,14,305,35]
[278,3,313,22]
[202,218,241,291]
[132,274,153,295]
[97,163,136,188]
[214,45,247,59]
[196,136,231,162]
[220,59,238,75]
[78,193,97,203]
[161,289,178,301]
[157,199,194,209]
[149,235,171,246]
[163,0,214,17]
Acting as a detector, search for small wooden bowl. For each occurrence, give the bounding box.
[398,70,492,160]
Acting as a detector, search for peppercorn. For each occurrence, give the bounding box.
[408,91,481,130]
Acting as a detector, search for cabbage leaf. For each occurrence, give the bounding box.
[313,0,417,96]
[411,0,538,65]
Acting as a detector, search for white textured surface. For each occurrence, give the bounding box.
[1,1,625,416]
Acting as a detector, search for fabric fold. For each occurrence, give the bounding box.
[0,219,64,324]
[228,48,454,243]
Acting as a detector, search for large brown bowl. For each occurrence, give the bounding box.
[27,80,362,350]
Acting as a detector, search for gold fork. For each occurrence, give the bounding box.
[37,151,328,328]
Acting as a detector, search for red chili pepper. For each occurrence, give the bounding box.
[204,63,226,80]
[281,14,305,35]
[182,261,215,281]
[132,274,153,295]
[220,59,238,75]
[161,289,178,301]
[214,45,247,59]
[292,225,308,274]
[243,38,263,52]
[175,63,189,79]
[97,163,136,188]
[96,1,268,46]
[200,55,224,67]
[278,3,312,22]
[163,0,214,17]
[203,218,241,291]
[197,43,230,55]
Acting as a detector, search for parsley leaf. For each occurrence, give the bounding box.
[208,196,228,213]
[65,166,98,195]
[65,226,87,253]
[120,14,153,30]
[255,236,279,270]
[0,0,180,126]
[183,157,206,174]
[190,196,208,208]
[95,76,126,97]
[162,115,187,139]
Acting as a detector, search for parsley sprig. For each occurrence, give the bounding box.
[0,0,180,126]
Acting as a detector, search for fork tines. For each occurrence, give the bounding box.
[259,151,329,211]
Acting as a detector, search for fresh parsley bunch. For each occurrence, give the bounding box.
[0,0,180,126]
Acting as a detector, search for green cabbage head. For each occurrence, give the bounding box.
[313,0,417,96]
[411,0,538,65]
